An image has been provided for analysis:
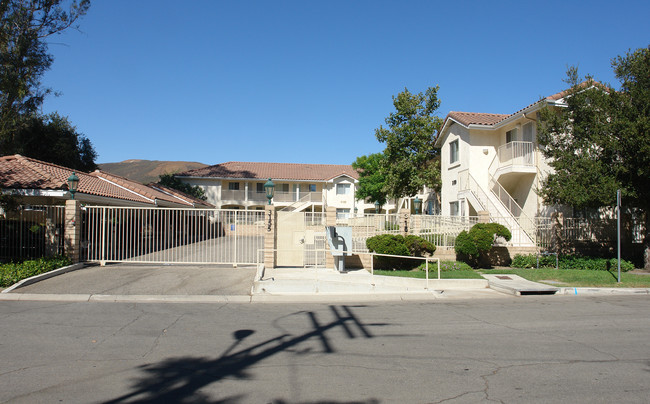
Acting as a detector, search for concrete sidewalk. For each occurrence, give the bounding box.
[1,263,648,303]
[252,266,498,301]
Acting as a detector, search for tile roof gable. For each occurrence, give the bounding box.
[179,161,360,181]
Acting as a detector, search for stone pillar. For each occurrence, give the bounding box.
[264,205,277,269]
[399,208,410,236]
[64,199,81,263]
[326,206,337,270]
[478,210,490,224]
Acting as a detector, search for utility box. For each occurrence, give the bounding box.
[326,226,352,272]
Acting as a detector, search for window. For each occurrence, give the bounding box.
[450,201,460,216]
[336,183,351,195]
[506,128,517,143]
[228,182,239,190]
[336,208,350,220]
[522,122,534,142]
[281,184,289,193]
[256,183,264,193]
[449,139,459,164]
[309,184,317,192]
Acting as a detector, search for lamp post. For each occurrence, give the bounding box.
[264,178,275,205]
[413,197,422,215]
[67,172,79,200]
[374,201,380,213]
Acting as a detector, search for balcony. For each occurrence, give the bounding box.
[220,189,323,204]
[493,141,536,179]
[273,191,322,204]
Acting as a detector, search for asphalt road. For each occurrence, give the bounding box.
[0,296,649,403]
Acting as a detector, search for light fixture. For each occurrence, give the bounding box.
[264,178,275,205]
[67,172,80,200]
[374,201,381,213]
[413,197,422,214]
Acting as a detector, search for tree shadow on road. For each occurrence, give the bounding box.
[102,305,389,404]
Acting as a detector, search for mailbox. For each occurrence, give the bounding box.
[326,226,351,272]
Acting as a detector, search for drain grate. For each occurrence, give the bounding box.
[496,276,512,280]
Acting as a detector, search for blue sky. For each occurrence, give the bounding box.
[41,0,650,166]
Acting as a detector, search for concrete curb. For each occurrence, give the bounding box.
[556,287,650,295]
[0,293,253,303]
[1,263,85,294]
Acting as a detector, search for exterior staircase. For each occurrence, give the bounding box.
[458,170,536,246]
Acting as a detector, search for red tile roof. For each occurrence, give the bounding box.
[179,161,359,181]
[441,81,601,132]
[0,155,211,207]
[446,111,510,126]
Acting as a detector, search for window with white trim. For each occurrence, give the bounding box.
[228,182,240,190]
[449,139,459,164]
[336,208,350,220]
[450,201,460,216]
[336,183,351,195]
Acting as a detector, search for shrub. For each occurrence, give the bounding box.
[454,223,511,268]
[512,253,556,269]
[0,256,72,287]
[404,235,436,256]
[366,234,436,270]
[511,253,635,272]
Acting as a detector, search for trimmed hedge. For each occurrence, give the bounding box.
[0,256,72,288]
[454,223,511,268]
[511,253,635,272]
[366,234,435,270]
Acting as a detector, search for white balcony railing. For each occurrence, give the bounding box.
[220,189,246,201]
[498,141,535,167]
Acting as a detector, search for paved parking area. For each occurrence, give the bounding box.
[12,263,257,296]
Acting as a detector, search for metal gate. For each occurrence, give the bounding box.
[84,207,264,265]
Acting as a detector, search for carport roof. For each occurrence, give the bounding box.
[178,161,360,181]
[0,154,213,207]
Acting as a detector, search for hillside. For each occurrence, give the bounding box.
[98,159,208,184]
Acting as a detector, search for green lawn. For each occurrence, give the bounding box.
[371,266,650,287]
[481,268,650,288]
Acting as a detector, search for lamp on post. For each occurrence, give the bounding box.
[374,201,381,213]
[264,178,275,205]
[67,172,80,200]
[413,197,422,214]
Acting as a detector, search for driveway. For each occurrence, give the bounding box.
[11,263,257,296]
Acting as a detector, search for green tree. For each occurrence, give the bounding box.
[15,112,97,171]
[158,173,207,201]
[351,152,388,208]
[0,0,90,154]
[538,46,650,269]
[375,86,443,198]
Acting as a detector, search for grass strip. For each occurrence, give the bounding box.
[481,268,650,288]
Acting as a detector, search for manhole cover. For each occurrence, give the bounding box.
[496,276,512,280]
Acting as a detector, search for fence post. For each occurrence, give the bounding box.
[478,210,490,224]
[64,199,81,263]
[551,211,564,254]
[399,208,410,236]
[264,205,277,269]
[45,207,57,257]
